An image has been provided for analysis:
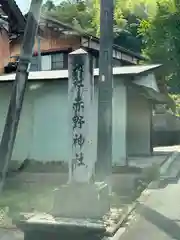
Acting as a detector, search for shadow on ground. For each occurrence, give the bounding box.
[0,152,170,229]
[137,203,180,240]
[0,171,146,227]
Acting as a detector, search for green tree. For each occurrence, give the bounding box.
[42,0,180,93]
[42,0,56,11]
[139,0,180,89]
[91,0,157,53]
[42,0,95,34]
[42,0,156,53]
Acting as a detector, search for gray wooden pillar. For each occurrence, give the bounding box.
[96,0,114,181]
[37,36,41,71]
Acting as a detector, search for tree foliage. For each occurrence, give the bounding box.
[139,0,180,89]
[42,0,154,53]
[42,0,95,34]
[42,0,180,89]
[170,94,180,116]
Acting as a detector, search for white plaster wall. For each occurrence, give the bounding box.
[0,78,127,166]
[112,77,127,165]
[134,73,159,92]
[29,81,69,162]
[127,86,152,156]
[87,76,127,167]
[0,82,33,163]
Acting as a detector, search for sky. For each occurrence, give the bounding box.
[14,0,60,14]
[15,0,31,13]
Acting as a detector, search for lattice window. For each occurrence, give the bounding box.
[51,53,64,70]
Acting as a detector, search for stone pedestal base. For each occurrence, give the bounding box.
[23,230,101,240]
[52,182,110,219]
[16,214,106,240]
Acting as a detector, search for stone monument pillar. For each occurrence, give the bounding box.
[52,49,110,219]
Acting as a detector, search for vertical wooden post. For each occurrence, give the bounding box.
[37,35,41,71]
[150,103,153,154]
[0,0,43,190]
[96,0,114,180]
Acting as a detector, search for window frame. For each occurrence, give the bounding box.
[51,53,64,70]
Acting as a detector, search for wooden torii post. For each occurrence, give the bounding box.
[96,0,114,182]
[0,0,43,191]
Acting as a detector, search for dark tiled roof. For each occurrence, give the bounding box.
[1,0,25,33]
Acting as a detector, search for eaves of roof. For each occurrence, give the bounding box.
[40,15,145,61]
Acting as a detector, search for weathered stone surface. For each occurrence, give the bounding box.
[16,213,105,240]
[52,182,110,219]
